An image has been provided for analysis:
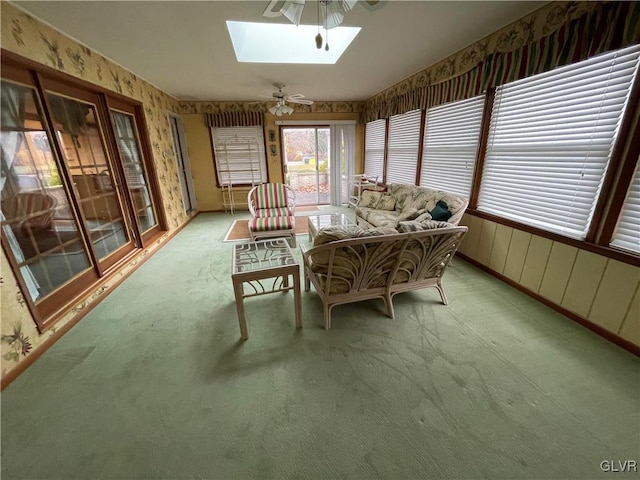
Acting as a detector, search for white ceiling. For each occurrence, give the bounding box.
[12,1,547,103]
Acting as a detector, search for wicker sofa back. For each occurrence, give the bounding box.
[300,225,468,330]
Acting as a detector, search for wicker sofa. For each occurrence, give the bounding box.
[355,183,468,229]
[300,223,468,330]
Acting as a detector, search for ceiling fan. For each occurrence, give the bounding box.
[262,83,314,116]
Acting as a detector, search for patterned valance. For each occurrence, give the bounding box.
[363,1,640,123]
[206,111,263,128]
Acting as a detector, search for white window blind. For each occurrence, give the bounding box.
[386,109,421,185]
[364,119,385,181]
[211,126,267,185]
[478,45,640,239]
[420,95,484,197]
[611,158,640,253]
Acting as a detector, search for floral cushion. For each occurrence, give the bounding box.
[397,221,423,233]
[376,194,397,211]
[358,226,399,237]
[415,211,432,222]
[311,225,398,269]
[355,206,372,222]
[358,190,382,208]
[400,188,431,212]
[365,209,400,228]
[387,184,416,210]
[397,207,423,222]
[439,193,466,216]
[313,225,365,247]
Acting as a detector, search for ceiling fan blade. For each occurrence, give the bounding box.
[286,93,305,99]
[288,98,314,105]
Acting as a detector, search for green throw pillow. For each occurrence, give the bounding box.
[430,200,452,221]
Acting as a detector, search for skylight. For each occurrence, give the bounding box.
[226,21,361,64]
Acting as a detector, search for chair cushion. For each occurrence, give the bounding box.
[358,190,383,208]
[249,216,295,232]
[310,225,398,275]
[397,220,451,233]
[365,209,400,228]
[376,194,397,211]
[254,183,290,209]
[255,207,294,218]
[313,225,365,247]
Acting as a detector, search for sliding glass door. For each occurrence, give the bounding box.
[1,79,96,313]
[281,127,330,205]
[0,59,163,330]
[44,84,135,269]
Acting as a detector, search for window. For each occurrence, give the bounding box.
[419,96,484,197]
[386,109,421,185]
[478,45,640,239]
[111,106,159,233]
[1,81,93,305]
[364,119,385,182]
[211,126,267,186]
[611,158,640,253]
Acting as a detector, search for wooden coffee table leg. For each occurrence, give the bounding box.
[232,278,249,339]
[293,269,302,329]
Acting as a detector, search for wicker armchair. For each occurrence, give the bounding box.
[2,192,57,233]
[247,183,297,246]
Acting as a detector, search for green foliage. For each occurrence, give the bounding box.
[318,160,329,173]
[49,169,62,186]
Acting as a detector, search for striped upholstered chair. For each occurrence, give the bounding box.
[247,183,296,247]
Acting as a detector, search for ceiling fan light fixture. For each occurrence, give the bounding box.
[268,101,294,116]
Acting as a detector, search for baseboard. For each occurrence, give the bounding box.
[456,253,640,357]
[1,215,197,391]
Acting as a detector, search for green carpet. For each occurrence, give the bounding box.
[2,208,639,480]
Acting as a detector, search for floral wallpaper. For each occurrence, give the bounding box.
[180,100,365,116]
[365,1,596,116]
[0,2,191,381]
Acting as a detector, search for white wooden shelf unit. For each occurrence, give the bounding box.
[216,136,263,214]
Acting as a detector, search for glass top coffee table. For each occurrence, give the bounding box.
[231,238,302,339]
[307,213,357,241]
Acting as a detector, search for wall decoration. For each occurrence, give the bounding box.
[269,144,277,156]
[268,129,276,142]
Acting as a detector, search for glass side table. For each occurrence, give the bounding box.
[231,238,302,339]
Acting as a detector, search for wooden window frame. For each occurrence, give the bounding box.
[106,98,166,244]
